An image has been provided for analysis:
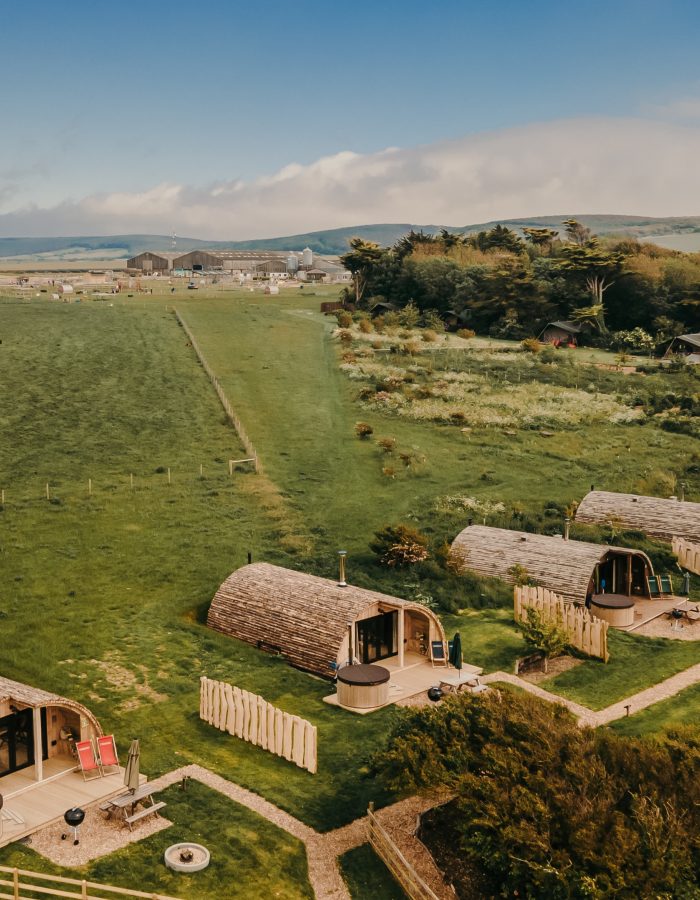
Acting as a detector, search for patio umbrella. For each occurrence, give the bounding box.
[124,739,140,793]
[449,632,463,671]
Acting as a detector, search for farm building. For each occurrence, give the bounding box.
[449,525,655,610]
[171,250,223,271]
[207,562,446,678]
[575,490,700,543]
[126,251,180,272]
[664,332,700,363]
[537,320,582,346]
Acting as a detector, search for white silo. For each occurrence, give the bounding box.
[286,254,299,274]
[302,247,313,268]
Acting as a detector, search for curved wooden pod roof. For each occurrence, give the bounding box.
[449,525,653,605]
[208,562,445,678]
[0,676,103,736]
[575,490,700,543]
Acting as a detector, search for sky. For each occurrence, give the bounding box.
[2,0,700,238]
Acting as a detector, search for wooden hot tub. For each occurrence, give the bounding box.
[590,594,635,628]
[337,664,390,709]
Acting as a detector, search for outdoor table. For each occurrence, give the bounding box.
[439,672,482,694]
[590,593,635,627]
[104,784,156,820]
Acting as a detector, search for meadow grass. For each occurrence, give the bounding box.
[607,681,700,736]
[339,843,406,900]
[0,281,697,897]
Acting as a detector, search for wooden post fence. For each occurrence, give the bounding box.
[514,585,609,662]
[366,806,439,900]
[672,536,700,576]
[199,676,316,774]
[174,310,262,474]
[0,865,181,900]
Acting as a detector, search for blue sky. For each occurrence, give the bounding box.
[2,0,700,236]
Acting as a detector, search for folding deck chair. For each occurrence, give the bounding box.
[96,735,120,776]
[430,640,448,667]
[76,740,102,781]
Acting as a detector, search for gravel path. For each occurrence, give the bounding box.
[483,661,700,726]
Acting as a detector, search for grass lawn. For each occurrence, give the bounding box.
[607,681,700,736]
[0,780,313,899]
[339,843,406,900]
[540,630,700,709]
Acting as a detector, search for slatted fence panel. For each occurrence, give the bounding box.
[199,676,317,774]
[673,537,700,576]
[0,865,180,900]
[514,585,609,662]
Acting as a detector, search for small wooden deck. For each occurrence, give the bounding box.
[622,596,689,632]
[0,757,137,849]
[323,652,482,714]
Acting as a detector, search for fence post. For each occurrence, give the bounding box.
[13,868,18,900]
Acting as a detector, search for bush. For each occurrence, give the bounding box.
[401,340,420,356]
[518,607,568,672]
[338,329,353,344]
[370,524,430,567]
[422,329,438,342]
[335,310,353,328]
[520,337,541,353]
[376,436,396,453]
[399,301,421,328]
[358,318,373,334]
[354,422,374,439]
[457,328,476,339]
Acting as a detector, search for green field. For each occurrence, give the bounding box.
[0,285,698,893]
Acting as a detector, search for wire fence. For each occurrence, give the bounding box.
[173,309,262,474]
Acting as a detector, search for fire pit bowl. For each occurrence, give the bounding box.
[164,842,210,873]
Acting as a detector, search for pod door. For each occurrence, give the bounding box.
[356,611,397,664]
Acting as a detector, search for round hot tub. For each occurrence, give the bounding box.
[590,594,635,627]
[337,664,390,709]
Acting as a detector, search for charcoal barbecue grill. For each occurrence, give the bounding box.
[62,807,85,845]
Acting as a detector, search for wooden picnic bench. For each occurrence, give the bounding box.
[101,784,166,830]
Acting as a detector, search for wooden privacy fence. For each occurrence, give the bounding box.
[367,806,439,900]
[199,676,317,774]
[174,309,262,474]
[0,866,180,900]
[514,585,609,662]
[672,537,700,575]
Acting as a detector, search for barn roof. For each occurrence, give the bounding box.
[575,490,700,543]
[0,676,103,735]
[207,562,442,677]
[449,525,652,604]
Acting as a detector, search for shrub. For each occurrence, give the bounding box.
[358,318,373,334]
[335,310,353,328]
[382,466,396,478]
[422,329,438,342]
[341,351,356,363]
[376,436,396,453]
[371,340,383,350]
[521,337,541,353]
[354,422,374,439]
[384,311,401,327]
[507,563,535,586]
[401,340,420,356]
[518,607,568,672]
[421,309,445,332]
[399,301,420,328]
[457,328,476,339]
[372,314,386,332]
[338,329,353,344]
[370,523,430,567]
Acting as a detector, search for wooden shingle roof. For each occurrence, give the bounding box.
[449,525,652,605]
[0,676,102,735]
[207,563,443,677]
[575,491,700,543]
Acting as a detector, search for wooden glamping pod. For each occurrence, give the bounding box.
[208,563,446,680]
[449,525,654,626]
[0,676,102,785]
[575,490,700,543]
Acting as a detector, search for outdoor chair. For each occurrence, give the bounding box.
[430,640,448,667]
[76,739,102,781]
[97,735,119,776]
[0,794,24,838]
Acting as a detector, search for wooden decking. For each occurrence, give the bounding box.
[0,757,135,849]
[623,596,689,632]
[323,653,482,714]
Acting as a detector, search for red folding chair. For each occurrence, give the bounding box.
[96,735,119,776]
[76,740,102,781]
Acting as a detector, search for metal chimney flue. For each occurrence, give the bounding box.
[564,517,571,541]
[338,550,347,587]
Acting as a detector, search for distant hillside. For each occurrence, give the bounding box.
[2,215,700,259]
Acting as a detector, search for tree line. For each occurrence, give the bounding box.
[340,220,700,347]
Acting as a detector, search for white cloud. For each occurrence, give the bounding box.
[646,96,700,121]
[2,116,700,239]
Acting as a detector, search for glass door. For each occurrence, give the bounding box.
[0,709,35,776]
[356,612,397,664]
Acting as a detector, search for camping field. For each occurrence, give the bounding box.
[0,285,698,896]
